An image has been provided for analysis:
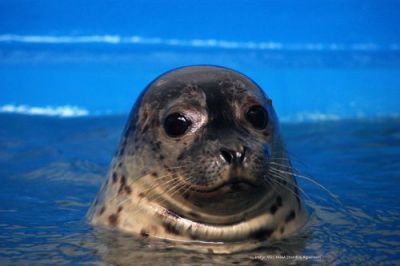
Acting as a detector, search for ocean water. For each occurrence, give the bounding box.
[2,40,400,119]
[0,114,399,265]
[1,44,400,265]
[1,1,400,263]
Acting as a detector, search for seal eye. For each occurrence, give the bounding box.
[164,113,192,137]
[245,105,268,130]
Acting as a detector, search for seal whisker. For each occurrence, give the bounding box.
[167,182,190,199]
[267,169,313,202]
[145,171,192,203]
[140,167,186,191]
[144,172,180,189]
[284,150,310,168]
[269,166,342,205]
[150,182,189,207]
[266,175,301,202]
[145,176,182,201]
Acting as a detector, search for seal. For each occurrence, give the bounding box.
[87,65,308,253]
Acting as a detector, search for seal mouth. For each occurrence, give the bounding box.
[164,175,269,221]
[190,176,259,194]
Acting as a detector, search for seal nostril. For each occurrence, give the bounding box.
[220,147,247,165]
[220,148,233,164]
[240,146,247,163]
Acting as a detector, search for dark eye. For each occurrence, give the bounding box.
[164,113,192,137]
[245,105,268,130]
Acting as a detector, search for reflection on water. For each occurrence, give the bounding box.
[0,114,399,265]
[91,228,311,265]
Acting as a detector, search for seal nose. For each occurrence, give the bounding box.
[220,147,246,165]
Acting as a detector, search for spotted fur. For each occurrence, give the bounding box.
[87,66,308,253]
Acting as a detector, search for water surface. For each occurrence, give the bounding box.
[0,114,399,265]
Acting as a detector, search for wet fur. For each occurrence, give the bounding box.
[87,66,308,253]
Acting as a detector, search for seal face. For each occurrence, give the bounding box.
[87,66,308,253]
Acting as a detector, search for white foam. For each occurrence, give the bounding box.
[280,112,341,123]
[0,104,89,117]
[0,34,399,51]
[1,104,397,122]
[0,34,121,44]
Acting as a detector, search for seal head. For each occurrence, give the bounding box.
[88,66,308,253]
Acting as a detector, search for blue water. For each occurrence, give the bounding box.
[1,1,400,264]
[1,1,400,118]
[0,114,399,265]
[2,45,400,119]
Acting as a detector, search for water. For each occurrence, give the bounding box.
[1,2,400,264]
[2,43,400,119]
[0,114,399,265]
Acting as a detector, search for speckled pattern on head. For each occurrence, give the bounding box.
[87,65,308,254]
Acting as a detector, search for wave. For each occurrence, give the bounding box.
[0,104,89,117]
[281,112,400,123]
[1,104,399,122]
[1,34,399,52]
[280,112,341,123]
